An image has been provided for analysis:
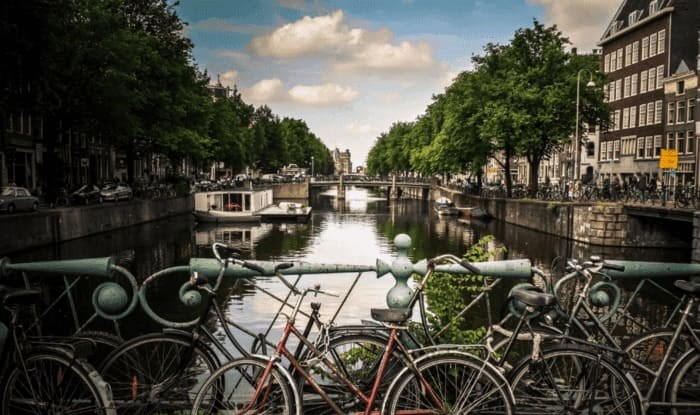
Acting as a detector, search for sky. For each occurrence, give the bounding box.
[175,0,619,167]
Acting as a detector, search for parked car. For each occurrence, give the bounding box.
[70,185,103,205]
[0,186,39,213]
[101,184,132,201]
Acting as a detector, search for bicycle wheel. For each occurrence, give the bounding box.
[665,351,700,415]
[383,351,514,414]
[623,329,690,397]
[99,333,219,414]
[74,330,123,368]
[297,332,408,414]
[1,350,114,414]
[191,357,294,415]
[508,345,641,414]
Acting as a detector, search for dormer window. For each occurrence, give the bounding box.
[628,10,642,26]
[609,20,623,35]
[649,0,660,15]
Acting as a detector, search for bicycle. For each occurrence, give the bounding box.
[0,285,116,414]
[190,277,514,415]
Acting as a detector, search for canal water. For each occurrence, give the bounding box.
[14,187,690,348]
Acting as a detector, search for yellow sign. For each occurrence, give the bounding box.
[659,149,678,169]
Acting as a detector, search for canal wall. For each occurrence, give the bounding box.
[435,187,690,249]
[0,196,193,255]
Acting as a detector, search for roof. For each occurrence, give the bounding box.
[599,0,673,45]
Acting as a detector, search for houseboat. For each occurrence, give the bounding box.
[193,189,273,223]
[257,202,312,222]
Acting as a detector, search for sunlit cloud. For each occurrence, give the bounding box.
[219,70,239,87]
[346,122,373,134]
[242,78,286,102]
[248,10,442,76]
[216,50,251,62]
[528,0,618,50]
[288,83,359,106]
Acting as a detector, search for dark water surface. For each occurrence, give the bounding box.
[14,188,690,344]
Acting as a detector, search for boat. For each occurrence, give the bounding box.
[193,189,273,223]
[257,201,312,222]
[434,197,459,216]
[193,222,274,251]
[456,206,492,220]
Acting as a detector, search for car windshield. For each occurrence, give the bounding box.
[1,188,14,196]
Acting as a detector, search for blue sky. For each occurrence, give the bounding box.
[175,0,617,166]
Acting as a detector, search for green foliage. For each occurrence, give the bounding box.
[419,235,506,345]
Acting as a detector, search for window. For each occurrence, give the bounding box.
[624,76,631,98]
[655,100,663,124]
[604,83,610,102]
[677,80,685,94]
[649,33,658,57]
[622,137,636,155]
[669,102,676,124]
[630,105,637,128]
[632,41,639,64]
[667,133,675,149]
[608,140,614,160]
[650,0,660,14]
[623,107,630,129]
[645,136,654,158]
[615,110,622,131]
[615,79,622,101]
[625,45,632,66]
[648,67,656,91]
[19,111,24,133]
[637,137,645,158]
[639,104,647,126]
[688,131,695,154]
[614,140,621,160]
[654,135,663,157]
[601,141,608,161]
[642,36,649,60]
[628,11,639,26]
[604,54,611,73]
[656,65,664,89]
[658,30,666,54]
[647,102,655,125]
[678,101,686,123]
[631,73,638,96]
[689,99,696,122]
[640,70,648,93]
[677,132,686,154]
[617,48,623,70]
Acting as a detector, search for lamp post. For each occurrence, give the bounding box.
[310,156,315,177]
[574,69,596,183]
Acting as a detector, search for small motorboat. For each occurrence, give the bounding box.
[434,197,459,216]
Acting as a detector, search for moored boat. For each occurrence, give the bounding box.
[193,189,273,223]
[434,197,459,216]
[258,202,312,222]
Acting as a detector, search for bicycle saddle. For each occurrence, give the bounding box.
[1,287,42,306]
[371,308,412,324]
[674,280,700,295]
[511,289,555,308]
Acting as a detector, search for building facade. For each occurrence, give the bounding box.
[333,148,352,175]
[663,66,697,185]
[598,0,700,186]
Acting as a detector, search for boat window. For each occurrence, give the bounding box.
[244,194,251,211]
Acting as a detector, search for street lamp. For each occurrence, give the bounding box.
[574,68,596,183]
[310,156,315,177]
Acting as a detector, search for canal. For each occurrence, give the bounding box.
[14,187,690,345]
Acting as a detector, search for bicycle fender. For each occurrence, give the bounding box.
[251,354,302,415]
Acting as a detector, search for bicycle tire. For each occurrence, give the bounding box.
[296,332,409,414]
[508,345,641,414]
[191,356,295,415]
[383,351,514,414]
[1,350,115,414]
[665,350,700,415]
[73,330,123,367]
[99,332,219,414]
[623,328,691,397]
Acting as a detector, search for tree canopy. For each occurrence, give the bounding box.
[366,20,609,195]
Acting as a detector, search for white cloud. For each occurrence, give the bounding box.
[378,92,401,104]
[528,0,618,51]
[219,70,239,87]
[288,83,359,106]
[248,10,441,76]
[346,122,373,134]
[242,78,286,102]
[216,50,251,62]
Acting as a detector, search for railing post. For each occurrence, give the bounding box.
[390,174,398,200]
[337,174,345,200]
[384,234,414,308]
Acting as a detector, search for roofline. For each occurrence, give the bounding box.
[598,6,674,46]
